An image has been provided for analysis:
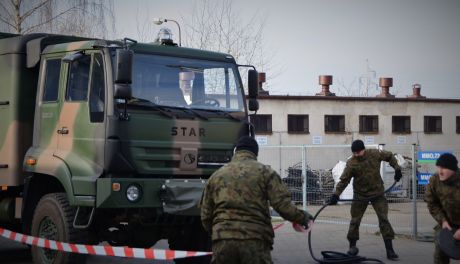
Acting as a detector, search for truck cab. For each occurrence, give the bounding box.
[0,33,259,263]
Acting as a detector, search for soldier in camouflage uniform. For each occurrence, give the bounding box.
[329,140,402,260]
[200,136,313,264]
[424,153,460,264]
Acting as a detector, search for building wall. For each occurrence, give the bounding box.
[254,98,460,152]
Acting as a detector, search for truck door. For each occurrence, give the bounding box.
[55,52,106,196]
[35,57,63,156]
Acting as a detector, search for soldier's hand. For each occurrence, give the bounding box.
[454,229,460,241]
[328,194,339,205]
[394,169,402,182]
[442,220,452,231]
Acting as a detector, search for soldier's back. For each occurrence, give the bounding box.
[207,150,275,242]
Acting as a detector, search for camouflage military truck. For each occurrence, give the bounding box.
[0,32,260,263]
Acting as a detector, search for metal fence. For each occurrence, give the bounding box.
[259,144,458,239]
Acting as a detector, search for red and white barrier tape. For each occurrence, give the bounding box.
[272,222,286,231]
[0,222,290,260]
[0,228,211,260]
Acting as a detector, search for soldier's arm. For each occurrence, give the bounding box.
[200,182,214,234]
[379,150,401,171]
[424,176,447,224]
[267,170,312,225]
[334,164,353,196]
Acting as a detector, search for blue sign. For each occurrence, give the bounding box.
[418,151,452,163]
[417,173,432,185]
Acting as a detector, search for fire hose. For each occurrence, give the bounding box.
[308,181,398,264]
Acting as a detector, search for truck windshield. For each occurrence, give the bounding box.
[130,53,245,112]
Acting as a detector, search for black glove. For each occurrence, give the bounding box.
[394,169,402,182]
[329,194,339,205]
[303,212,314,229]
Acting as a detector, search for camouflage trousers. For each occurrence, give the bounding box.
[211,239,273,264]
[434,226,451,264]
[347,194,395,241]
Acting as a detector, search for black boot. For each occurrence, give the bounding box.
[384,239,399,260]
[347,239,359,256]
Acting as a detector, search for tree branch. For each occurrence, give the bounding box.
[20,0,50,23]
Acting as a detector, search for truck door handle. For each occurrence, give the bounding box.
[57,127,69,135]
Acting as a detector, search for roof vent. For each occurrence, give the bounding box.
[258,72,269,96]
[316,75,335,96]
[408,83,425,99]
[376,77,395,98]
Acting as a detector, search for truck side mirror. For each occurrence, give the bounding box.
[114,84,132,99]
[115,49,133,84]
[248,69,259,99]
[248,98,259,112]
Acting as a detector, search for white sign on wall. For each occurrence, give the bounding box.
[255,136,268,146]
[312,136,323,145]
[364,136,375,145]
[396,136,407,144]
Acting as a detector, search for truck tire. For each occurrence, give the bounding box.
[31,193,87,264]
[169,220,212,264]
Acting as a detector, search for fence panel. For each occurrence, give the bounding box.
[259,144,433,237]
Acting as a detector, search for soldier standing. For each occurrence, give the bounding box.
[425,153,460,264]
[328,140,402,260]
[200,136,313,264]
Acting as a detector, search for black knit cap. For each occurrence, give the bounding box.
[351,139,365,153]
[235,136,259,156]
[436,153,458,171]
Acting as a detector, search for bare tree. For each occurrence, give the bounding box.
[181,0,280,90]
[0,0,115,38]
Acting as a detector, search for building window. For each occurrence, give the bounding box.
[424,116,442,133]
[392,116,411,134]
[288,115,309,134]
[457,116,460,134]
[359,115,378,133]
[251,115,272,134]
[325,115,345,133]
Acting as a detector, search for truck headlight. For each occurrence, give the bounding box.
[126,184,142,202]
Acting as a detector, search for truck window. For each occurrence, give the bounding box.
[89,53,105,122]
[42,59,62,102]
[66,55,91,101]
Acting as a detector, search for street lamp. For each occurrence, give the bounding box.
[153,17,181,46]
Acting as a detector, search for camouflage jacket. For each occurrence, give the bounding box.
[335,149,401,197]
[424,170,460,226]
[200,150,311,244]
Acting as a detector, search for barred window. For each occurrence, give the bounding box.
[251,115,272,134]
[359,115,378,133]
[325,115,345,133]
[457,116,460,134]
[424,116,442,133]
[288,115,309,134]
[392,116,411,134]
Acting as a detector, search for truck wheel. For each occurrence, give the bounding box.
[31,193,87,264]
[169,220,212,264]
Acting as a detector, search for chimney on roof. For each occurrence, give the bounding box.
[376,77,395,98]
[408,83,425,99]
[316,75,335,96]
[258,72,269,96]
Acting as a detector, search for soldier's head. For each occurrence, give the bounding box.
[436,153,458,181]
[235,136,259,156]
[351,140,365,157]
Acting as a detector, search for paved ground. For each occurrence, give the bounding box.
[2,222,460,264]
[1,202,459,263]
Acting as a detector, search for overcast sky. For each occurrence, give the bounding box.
[113,0,460,99]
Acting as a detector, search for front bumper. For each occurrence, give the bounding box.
[96,178,206,215]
